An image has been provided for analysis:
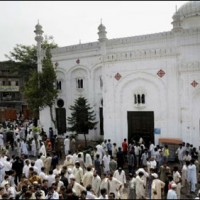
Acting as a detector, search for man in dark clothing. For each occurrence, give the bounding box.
[60,170,69,188]
[94,154,101,177]
[51,152,59,170]
[12,156,24,185]
[117,147,124,169]
[6,130,14,151]
[49,127,55,150]
[55,136,62,159]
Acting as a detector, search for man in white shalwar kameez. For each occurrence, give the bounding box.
[39,142,46,158]
[31,138,37,157]
[34,155,44,174]
[100,173,109,192]
[151,173,165,199]
[187,160,197,193]
[108,173,123,199]
[72,161,84,184]
[92,170,102,196]
[135,171,146,199]
[69,174,86,197]
[64,136,70,156]
[44,153,52,174]
[85,153,93,168]
[82,166,93,188]
[64,155,74,170]
[136,167,149,186]
[173,166,181,199]
[113,167,126,196]
[96,143,104,164]
[20,140,28,156]
[182,162,188,188]
[22,159,31,178]
[102,151,111,173]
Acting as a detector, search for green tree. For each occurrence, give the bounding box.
[67,97,98,147]
[24,45,58,127]
[5,36,57,81]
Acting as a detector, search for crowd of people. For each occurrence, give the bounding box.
[0,119,200,199]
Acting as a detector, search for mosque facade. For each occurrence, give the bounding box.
[36,1,200,147]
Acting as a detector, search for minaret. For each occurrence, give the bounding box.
[171,7,183,32]
[98,20,107,42]
[34,21,44,72]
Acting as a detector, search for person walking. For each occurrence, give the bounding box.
[151,173,165,199]
[64,136,70,156]
[127,173,136,199]
[187,159,197,194]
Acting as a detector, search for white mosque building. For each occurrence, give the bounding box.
[35,1,200,148]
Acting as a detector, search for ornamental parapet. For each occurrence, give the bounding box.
[102,48,177,62]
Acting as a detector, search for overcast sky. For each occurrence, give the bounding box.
[0,1,188,61]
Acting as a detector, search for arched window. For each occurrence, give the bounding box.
[141,94,145,104]
[134,93,146,104]
[134,94,137,104]
[137,94,141,104]
[57,81,62,90]
[77,78,83,88]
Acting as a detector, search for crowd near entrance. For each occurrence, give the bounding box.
[128,111,154,148]
[0,118,199,199]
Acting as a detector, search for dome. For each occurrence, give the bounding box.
[98,23,106,31]
[172,1,200,30]
[175,1,200,19]
[35,23,42,30]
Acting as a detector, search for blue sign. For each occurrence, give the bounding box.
[154,128,161,135]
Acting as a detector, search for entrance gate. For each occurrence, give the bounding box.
[127,111,154,147]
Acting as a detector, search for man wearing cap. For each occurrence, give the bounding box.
[69,174,86,197]
[167,183,177,199]
[151,173,165,199]
[64,153,74,169]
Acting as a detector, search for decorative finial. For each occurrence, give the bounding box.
[175,5,177,12]
[100,18,102,25]
[38,19,39,24]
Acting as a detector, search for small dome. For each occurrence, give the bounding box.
[174,1,200,19]
[98,23,106,30]
[97,22,107,42]
[172,1,200,29]
[35,23,42,31]
[34,22,43,35]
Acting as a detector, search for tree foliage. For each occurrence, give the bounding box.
[67,97,98,146]
[40,48,58,108]
[23,40,58,122]
[5,36,57,81]
[5,44,37,81]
